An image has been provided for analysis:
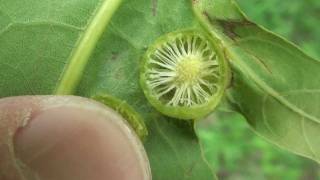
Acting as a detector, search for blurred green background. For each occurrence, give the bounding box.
[198,0,320,179]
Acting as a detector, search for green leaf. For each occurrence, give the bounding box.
[193,0,320,162]
[144,116,216,179]
[0,0,216,179]
[0,0,121,95]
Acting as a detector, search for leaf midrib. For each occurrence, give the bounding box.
[228,49,320,124]
[54,0,122,95]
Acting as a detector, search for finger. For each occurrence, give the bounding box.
[0,96,151,180]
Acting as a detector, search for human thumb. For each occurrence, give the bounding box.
[0,96,151,180]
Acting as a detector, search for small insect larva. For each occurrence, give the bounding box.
[92,94,148,140]
[140,30,229,120]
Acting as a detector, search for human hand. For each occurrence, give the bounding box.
[0,96,151,180]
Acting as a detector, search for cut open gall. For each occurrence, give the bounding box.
[140,30,229,120]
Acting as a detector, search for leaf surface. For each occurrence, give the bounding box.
[0,0,216,179]
[0,0,101,95]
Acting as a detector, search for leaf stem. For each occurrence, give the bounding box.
[55,0,122,94]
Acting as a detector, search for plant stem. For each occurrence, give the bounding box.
[55,0,122,94]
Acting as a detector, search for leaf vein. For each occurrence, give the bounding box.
[154,119,186,172]
[301,117,317,158]
[230,51,320,124]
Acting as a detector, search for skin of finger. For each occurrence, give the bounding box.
[0,96,151,180]
[0,96,40,180]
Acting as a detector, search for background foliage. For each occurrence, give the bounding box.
[197,0,320,179]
